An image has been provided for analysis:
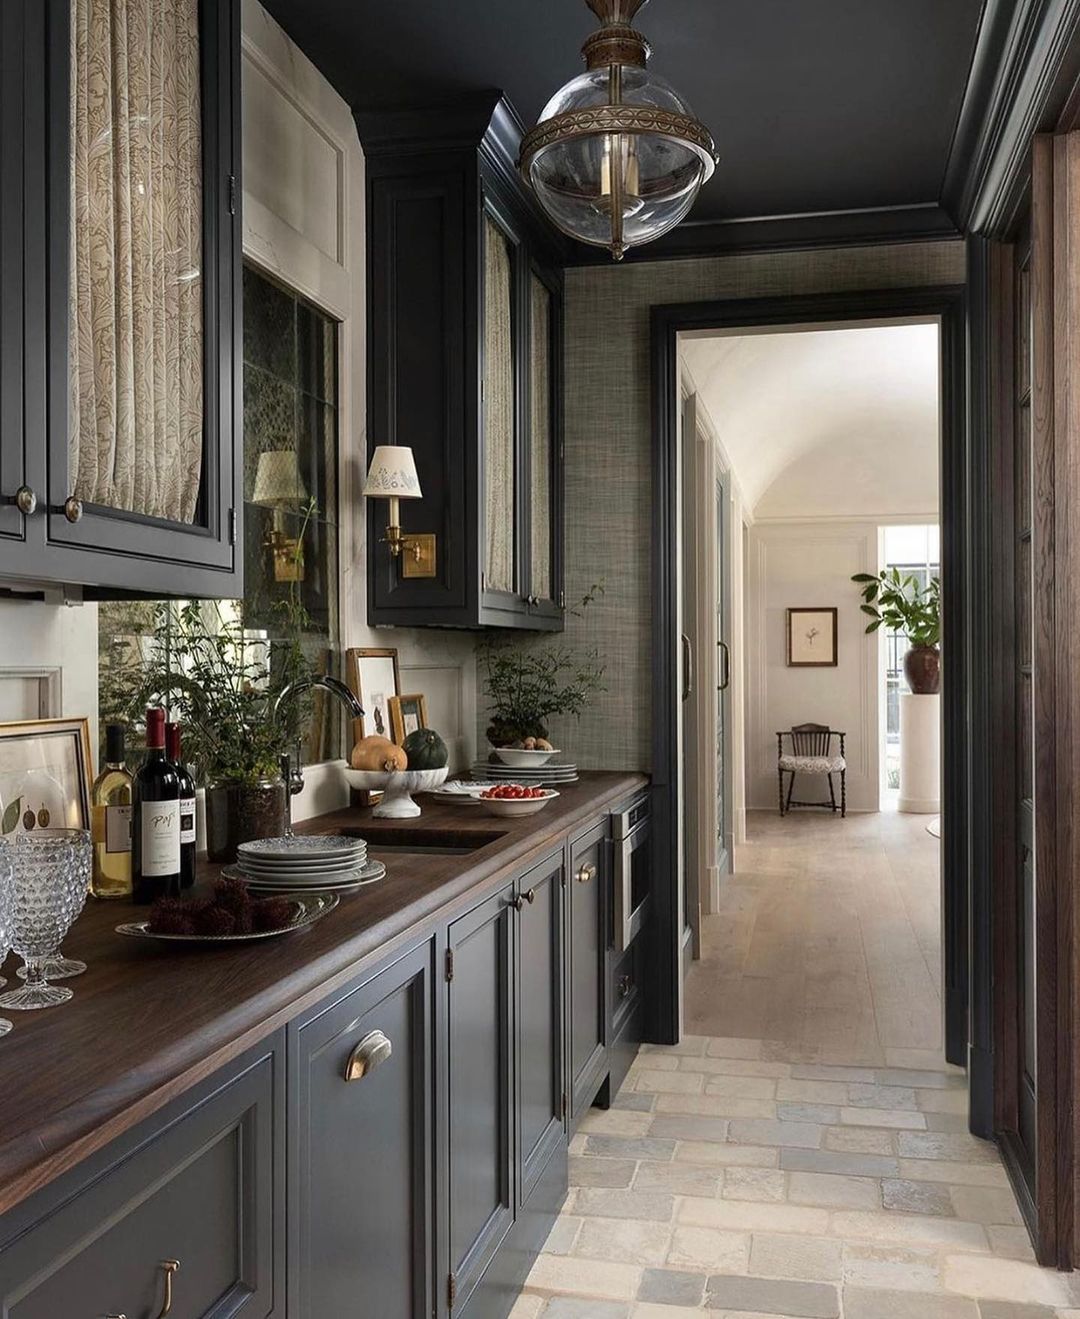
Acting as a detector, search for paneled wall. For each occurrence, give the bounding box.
[241,0,477,817]
[561,240,966,771]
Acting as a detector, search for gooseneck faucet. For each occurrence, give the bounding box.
[274,675,365,835]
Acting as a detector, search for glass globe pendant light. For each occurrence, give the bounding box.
[520,0,718,260]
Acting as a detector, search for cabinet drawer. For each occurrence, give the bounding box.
[0,1039,281,1319]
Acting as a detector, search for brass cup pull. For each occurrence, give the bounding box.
[13,485,37,515]
[575,863,596,884]
[62,495,84,523]
[344,1029,392,1082]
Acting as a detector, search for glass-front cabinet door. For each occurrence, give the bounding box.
[26,0,240,595]
[525,267,561,619]
[482,209,519,607]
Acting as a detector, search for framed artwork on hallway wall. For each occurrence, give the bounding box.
[786,607,838,667]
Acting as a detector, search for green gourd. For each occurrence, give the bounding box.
[402,728,449,771]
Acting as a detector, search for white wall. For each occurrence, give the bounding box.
[0,593,99,737]
[241,0,477,820]
[745,522,881,812]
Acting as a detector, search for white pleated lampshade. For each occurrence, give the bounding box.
[363,445,422,499]
[252,449,309,507]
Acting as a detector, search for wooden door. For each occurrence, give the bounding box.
[516,850,565,1205]
[991,130,1080,1269]
[291,941,435,1319]
[447,882,515,1310]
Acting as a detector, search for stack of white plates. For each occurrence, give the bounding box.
[470,761,579,786]
[227,834,385,893]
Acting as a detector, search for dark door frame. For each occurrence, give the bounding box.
[649,286,973,1082]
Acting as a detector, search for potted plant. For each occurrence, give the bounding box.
[852,568,941,694]
[479,585,607,750]
[101,595,316,860]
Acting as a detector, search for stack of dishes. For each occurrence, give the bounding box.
[225,835,385,894]
[470,759,579,787]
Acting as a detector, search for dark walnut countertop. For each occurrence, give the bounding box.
[0,770,645,1216]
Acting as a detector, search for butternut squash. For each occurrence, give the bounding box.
[350,735,408,772]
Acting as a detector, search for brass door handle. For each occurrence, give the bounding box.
[344,1029,392,1081]
[718,639,731,692]
[575,863,596,884]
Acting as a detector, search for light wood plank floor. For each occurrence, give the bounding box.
[684,808,945,1067]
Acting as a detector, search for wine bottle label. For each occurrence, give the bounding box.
[179,796,196,845]
[140,800,180,877]
[106,804,132,854]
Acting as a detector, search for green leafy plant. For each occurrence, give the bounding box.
[852,568,941,647]
[479,583,607,746]
[99,509,320,786]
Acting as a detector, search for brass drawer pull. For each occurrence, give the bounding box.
[156,1259,180,1317]
[344,1029,393,1082]
[575,863,596,884]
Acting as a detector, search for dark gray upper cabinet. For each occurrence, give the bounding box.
[358,95,565,631]
[290,939,435,1319]
[0,0,242,599]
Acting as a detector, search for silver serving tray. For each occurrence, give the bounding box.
[116,892,339,944]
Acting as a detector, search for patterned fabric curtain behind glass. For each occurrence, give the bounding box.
[69,0,203,521]
[483,215,515,594]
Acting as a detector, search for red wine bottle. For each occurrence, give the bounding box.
[133,707,182,903]
[166,721,197,891]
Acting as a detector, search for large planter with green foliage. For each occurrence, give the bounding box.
[205,778,287,863]
[852,568,941,695]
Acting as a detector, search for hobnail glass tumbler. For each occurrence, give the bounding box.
[0,830,90,1010]
[0,840,13,1034]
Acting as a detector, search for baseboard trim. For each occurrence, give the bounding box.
[967,1042,994,1137]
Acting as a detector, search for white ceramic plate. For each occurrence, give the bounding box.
[477,789,560,817]
[491,747,563,767]
[238,834,363,861]
[228,861,387,894]
[238,852,366,877]
[116,892,339,943]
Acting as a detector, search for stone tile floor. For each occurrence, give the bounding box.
[514,1034,1078,1319]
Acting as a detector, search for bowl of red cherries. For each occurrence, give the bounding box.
[478,783,560,818]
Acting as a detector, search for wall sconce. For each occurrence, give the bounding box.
[252,449,308,583]
[362,445,436,578]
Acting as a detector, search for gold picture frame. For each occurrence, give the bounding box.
[345,647,401,740]
[388,694,428,746]
[0,717,94,836]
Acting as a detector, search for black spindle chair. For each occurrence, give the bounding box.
[776,723,847,817]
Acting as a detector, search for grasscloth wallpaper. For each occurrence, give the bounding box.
[561,240,966,771]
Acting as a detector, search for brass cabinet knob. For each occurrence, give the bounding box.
[13,485,36,515]
[575,862,596,884]
[618,974,633,999]
[62,495,84,523]
[511,888,537,911]
[344,1029,392,1082]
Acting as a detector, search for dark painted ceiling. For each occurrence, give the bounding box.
[260,0,984,226]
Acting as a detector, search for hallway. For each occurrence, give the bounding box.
[685,810,943,1066]
[516,813,1060,1317]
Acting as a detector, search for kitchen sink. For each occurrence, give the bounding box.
[340,826,506,856]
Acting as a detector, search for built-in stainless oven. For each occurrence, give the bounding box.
[612,793,651,953]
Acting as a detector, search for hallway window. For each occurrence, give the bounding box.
[882,524,940,794]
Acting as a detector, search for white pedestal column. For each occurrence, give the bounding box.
[899,692,940,814]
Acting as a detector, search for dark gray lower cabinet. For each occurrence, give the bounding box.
[517,850,566,1203]
[290,939,435,1319]
[447,881,516,1312]
[568,821,609,1127]
[0,1035,282,1318]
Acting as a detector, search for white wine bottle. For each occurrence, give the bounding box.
[90,724,133,899]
